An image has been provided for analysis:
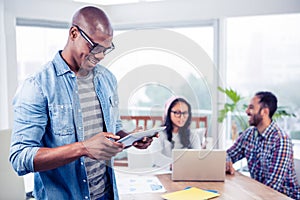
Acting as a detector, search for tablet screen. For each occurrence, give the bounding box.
[118,126,166,147]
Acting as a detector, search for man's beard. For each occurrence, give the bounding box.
[77,55,100,77]
[249,113,263,127]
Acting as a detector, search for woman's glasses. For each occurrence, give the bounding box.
[171,110,189,118]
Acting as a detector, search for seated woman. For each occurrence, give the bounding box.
[158,96,201,158]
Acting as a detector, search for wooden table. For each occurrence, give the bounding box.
[119,172,292,200]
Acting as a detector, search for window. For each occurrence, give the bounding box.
[16,25,214,114]
[16,25,68,83]
[171,26,213,60]
[106,26,215,132]
[226,14,300,140]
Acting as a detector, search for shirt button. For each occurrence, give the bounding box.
[79,127,82,130]
[81,162,84,165]
[83,179,86,183]
[84,196,88,199]
[78,109,81,112]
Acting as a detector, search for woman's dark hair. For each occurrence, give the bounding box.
[163,97,192,148]
[255,91,278,119]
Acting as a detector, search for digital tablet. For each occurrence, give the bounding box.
[117,126,166,147]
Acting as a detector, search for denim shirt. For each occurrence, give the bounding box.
[10,51,122,200]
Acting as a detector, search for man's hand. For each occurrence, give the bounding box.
[225,161,235,175]
[82,132,124,160]
[133,133,159,149]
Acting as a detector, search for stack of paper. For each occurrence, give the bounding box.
[161,187,220,200]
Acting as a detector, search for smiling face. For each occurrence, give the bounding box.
[62,6,114,76]
[170,101,190,129]
[77,27,113,73]
[246,96,264,127]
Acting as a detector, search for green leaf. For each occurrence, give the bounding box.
[273,106,296,120]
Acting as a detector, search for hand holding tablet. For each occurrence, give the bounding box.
[117,126,166,147]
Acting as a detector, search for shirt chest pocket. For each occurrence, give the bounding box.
[49,104,75,136]
[109,95,119,128]
[109,95,119,107]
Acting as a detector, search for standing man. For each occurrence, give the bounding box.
[226,91,300,199]
[10,6,152,200]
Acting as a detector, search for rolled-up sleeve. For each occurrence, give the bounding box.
[9,77,48,175]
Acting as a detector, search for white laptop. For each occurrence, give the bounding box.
[172,149,226,181]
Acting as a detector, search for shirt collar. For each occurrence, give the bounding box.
[258,120,276,139]
[53,51,73,76]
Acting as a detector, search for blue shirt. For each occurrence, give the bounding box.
[227,121,300,199]
[10,51,122,200]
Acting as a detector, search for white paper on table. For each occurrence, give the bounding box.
[115,171,166,194]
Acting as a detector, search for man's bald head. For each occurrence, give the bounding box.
[72,6,113,36]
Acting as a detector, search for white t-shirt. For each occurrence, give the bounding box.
[158,129,201,158]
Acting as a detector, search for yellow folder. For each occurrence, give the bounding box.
[161,187,220,200]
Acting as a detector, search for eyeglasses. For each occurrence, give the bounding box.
[73,24,115,55]
[171,110,189,118]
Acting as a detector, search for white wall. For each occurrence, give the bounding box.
[0,0,9,129]
[1,0,300,129]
